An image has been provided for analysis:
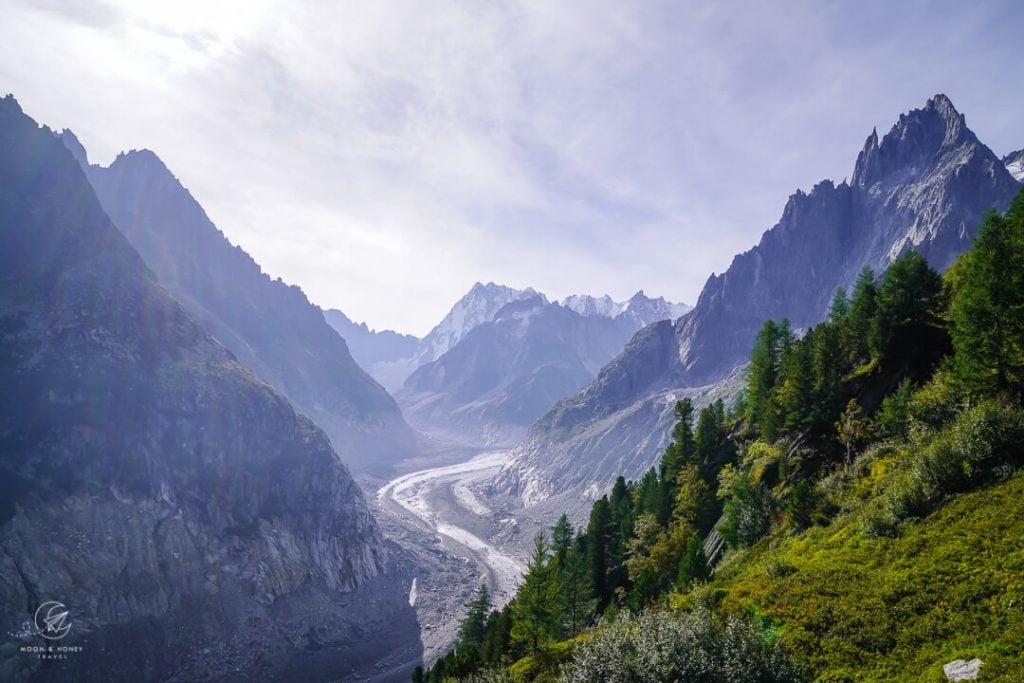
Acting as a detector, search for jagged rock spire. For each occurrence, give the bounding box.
[853,94,974,188]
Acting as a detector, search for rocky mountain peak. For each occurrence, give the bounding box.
[420,282,541,362]
[853,93,974,188]
[1,93,21,112]
[57,128,89,166]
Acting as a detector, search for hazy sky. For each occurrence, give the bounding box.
[2,1,1022,335]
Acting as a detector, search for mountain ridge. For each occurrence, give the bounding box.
[496,93,1021,514]
[0,94,420,681]
[58,131,417,478]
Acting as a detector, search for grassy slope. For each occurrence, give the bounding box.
[707,474,1024,681]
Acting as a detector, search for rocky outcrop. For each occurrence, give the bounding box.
[943,658,982,681]
[0,96,419,681]
[57,132,416,477]
[1004,148,1024,182]
[497,94,1020,512]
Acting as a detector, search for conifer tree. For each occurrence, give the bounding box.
[828,287,850,323]
[586,496,613,611]
[458,583,491,647]
[676,535,710,587]
[748,320,782,437]
[950,193,1024,401]
[870,251,944,365]
[561,534,595,637]
[811,322,845,431]
[847,267,878,364]
[512,533,555,652]
[658,399,696,525]
[551,514,573,566]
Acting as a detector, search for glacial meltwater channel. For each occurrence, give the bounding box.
[378,451,526,606]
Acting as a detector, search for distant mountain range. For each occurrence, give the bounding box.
[495,94,1022,515]
[324,283,691,445]
[325,282,541,392]
[0,95,419,681]
[395,291,688,445]
[59,131,417,477]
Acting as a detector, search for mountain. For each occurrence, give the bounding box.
[561,291,691,326]
[420,282,542,363]
[58,131,417,477]
[322,307,419,372]
[1005,148,1024,182]
[398,292,688,446]
[496,94,1021,513]
[335,282,540,392]
[0,96,419,681]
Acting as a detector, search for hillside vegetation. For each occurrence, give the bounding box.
[417,190,1024,683]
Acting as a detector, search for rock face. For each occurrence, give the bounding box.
[398,292,689,446]
[419,282,542,365]
[1004,148,1024,182]
[57,132,416,477]
[497,94,1020,512]
[0,96,419,681]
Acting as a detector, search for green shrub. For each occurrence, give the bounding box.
[862,398,1024,536]
[561,607,804,683]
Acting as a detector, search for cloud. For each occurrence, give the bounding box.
[1,0,1022,335]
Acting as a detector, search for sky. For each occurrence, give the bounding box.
[1,1,1022,336]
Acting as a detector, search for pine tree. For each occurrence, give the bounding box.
[659,400,696,520]
[458,583,491,647]
[875,377,915,439]
[561,534,595,637]
[676,535,710,587]
[847,267,878,365]
[828,287,850,324]
[777,334,814,432]
[551,514,573,566]
[748,320,782,437]
[481,606,513,665]
[586,497,613,611]
[950,193,1024,401]
[811,322,845,432]
[870,250,945,365]
[512,533,555,652]
[694,402,727,474]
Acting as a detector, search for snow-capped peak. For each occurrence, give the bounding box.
[420,283,541,361]
[560,293,626,318]
[561,291,691,324]
[1004,149,1024,182]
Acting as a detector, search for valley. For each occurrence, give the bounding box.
[380,451,526,607]
[1,6,1021,678]
[374,450,529,667]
